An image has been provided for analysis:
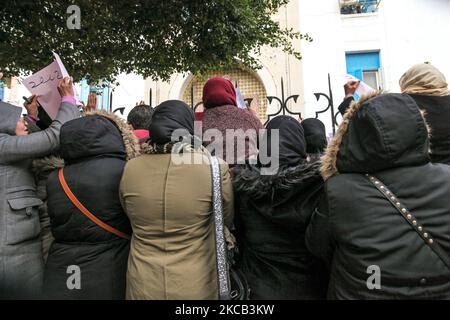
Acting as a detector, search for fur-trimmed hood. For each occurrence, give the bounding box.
[32,156,65,178]
[232,162,323,201]
[321,92,430,180]
[232,162,324,225]
[83,110,141,160]
[31,110,141,174]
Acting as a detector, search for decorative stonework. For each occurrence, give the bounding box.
[182,68,268,120]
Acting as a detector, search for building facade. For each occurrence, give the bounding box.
[299,0,450,131]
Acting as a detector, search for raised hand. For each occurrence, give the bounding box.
[344,80,360,97]
[57,76,75,97]
[23,94,39,117]
[83,93,97,112]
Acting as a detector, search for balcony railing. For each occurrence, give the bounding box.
[340,0,380,15]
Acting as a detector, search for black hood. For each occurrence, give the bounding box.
[149,100,194,145]
[322,93,430,179]
[60,115,127,162]
[302,118,327,154]
[232,162,323,225]
[259,115,307,169]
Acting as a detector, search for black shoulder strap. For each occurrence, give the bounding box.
[366,174,450,270]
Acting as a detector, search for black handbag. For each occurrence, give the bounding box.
[210,156,251,300]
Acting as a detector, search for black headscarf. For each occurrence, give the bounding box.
[301,118,327,154]
[259,115,307,169]
[149,100,194,145]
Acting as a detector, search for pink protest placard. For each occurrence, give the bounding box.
[23,52,80,120]
[53,52,82,107]
[23,60,64,120]
[53,52,69,78]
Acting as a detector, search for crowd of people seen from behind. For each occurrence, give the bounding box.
[0,62,449,300]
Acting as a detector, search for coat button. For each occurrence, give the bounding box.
[26,207,33,217]
[420,278,427,285]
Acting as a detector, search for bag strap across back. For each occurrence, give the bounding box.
[366,174,450,270]
[58,168,131,240]
[209,156,231,300]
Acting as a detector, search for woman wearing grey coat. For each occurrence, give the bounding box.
[0,77,79,299]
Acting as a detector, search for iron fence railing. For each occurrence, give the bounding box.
[110,76,341,135]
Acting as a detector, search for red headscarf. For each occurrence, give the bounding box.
[202,77,237,109]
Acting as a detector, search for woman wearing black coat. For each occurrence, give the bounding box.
[232,116,328,300]
[400,62,450,165]
[43,111,140,299]
[306,93,450,299]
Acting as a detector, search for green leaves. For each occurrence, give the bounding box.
[0,0,311,83]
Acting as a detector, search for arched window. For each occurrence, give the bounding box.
[182,68,268,120]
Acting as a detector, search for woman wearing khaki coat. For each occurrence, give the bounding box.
[120,100,234,300]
